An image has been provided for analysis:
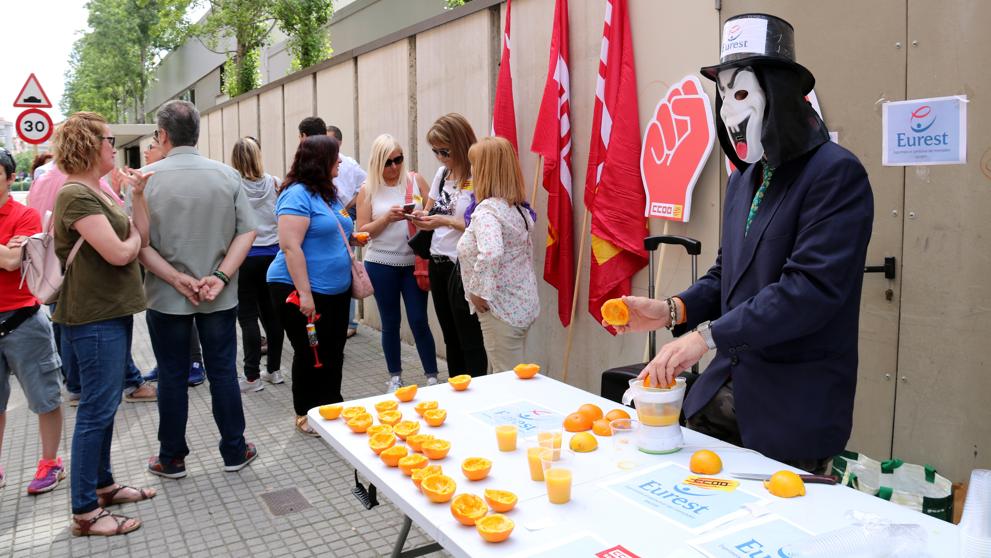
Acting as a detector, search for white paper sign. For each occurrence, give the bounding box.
[882,95,967,166]
[720,18,768,58]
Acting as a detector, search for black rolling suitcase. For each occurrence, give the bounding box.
[600,235,702,410]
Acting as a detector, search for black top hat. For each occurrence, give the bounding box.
[700,13,815,94]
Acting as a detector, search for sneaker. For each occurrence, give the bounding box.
[188,362,205,387]
[224,442,258,472]
[27,457,66,495]
[386,375,404,393]
[426,376,438,386]
[124,383,157,402]
[65,391,81,407]
[143,367,159,382]
[260,370,284,385]
[147,456,187,479]
[238,377,264,393]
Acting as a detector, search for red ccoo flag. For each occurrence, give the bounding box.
[530,0,574,326]
[491,0,518,151]
[584,0,648,330]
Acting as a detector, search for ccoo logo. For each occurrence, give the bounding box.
[726,24,742,41]
[910,105,936,133]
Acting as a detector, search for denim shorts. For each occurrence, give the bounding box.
[0,309,63,414]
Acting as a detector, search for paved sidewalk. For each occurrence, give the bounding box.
[0,314,451,558]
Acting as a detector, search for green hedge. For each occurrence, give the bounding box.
[11,181,30,192]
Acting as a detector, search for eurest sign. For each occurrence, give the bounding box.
[883,95,967,166]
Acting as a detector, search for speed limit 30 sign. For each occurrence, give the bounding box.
[16,108,54,145]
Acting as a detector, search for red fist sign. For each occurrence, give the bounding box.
[640,75,715,222]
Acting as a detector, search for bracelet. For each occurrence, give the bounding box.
[212,270,230,285]
[665,297,677,330]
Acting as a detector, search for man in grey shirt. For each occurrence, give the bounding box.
[140,100,259,479]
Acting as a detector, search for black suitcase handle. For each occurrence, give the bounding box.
[644,235,702,255]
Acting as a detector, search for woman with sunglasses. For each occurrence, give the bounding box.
[356,134,438,392]
[412,114,488,377]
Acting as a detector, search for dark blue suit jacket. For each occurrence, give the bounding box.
[677,142,874,461]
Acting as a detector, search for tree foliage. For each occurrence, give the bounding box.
[273,0,334,72]
[192,0,272,98]
[62,0,194,123]
[444,0,471,9]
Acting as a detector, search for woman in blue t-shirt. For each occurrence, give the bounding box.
[267,135,366,436]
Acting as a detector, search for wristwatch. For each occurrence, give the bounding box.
[696,321,716,350]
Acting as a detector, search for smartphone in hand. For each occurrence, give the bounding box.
[402,202,416,214]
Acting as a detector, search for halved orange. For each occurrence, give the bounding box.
[412,465,442,490]
[380,445,409,467]
[421,474,457,503]
[366,424,394,437]
[378,410,402,426]
[449,374,471,391]
[398,453,429,476]
[592,418,613,436]
[414,400,439,417]
[475,514,514,543]
[406,433,435,453]
[394,384,417,402]
[318,404,343,420]
[577,403,604,423]
[604,408,631,422]
[513,363,540,379]
[374,400,399,413]
[341,406,367,420]
[393,420,421,440]
[450,493,488,526]
[461,457,492,481]
[423,409,447,427]
[346,414,373,433]
[600,298,629,326]
[483,489,517,513]
[369,432,397,454]
[563,412,593,432]
[421,439,451,460]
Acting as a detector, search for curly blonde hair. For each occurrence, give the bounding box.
[53,112,107,175]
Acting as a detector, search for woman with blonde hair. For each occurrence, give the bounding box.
[232,137,283,392]
[357,134,438,392]
[52,111,156,536]
[457,137,538,371]
[412,113,487,376]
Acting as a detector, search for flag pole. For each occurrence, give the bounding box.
[530,155,542,206]
[561,207,590,383]
[643,220,671,362]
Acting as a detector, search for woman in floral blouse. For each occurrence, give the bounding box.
[457,137,539,372]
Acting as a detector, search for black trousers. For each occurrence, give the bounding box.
[428,258,487,377]
[237,254,283,380]
[268,282,350,416]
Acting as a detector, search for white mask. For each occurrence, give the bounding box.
[717,67,766,164]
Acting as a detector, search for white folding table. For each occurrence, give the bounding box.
[309,372,959,557]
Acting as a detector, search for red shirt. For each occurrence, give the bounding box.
[0,196,41,312]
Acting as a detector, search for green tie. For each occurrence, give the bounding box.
[745,163,774,236]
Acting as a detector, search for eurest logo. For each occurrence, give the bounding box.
[897,104,949,148]
[726,24,742,41]
[636,480,713,515]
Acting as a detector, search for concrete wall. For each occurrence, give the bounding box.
[283,75,317,170]
[316,60,358,160]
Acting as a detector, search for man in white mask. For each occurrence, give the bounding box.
[615,13,874,475]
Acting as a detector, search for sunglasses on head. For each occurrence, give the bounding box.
[431,147,450,158]
[384,154,404,168]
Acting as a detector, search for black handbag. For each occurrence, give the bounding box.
[407,227,434,259]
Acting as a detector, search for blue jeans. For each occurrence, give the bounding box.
[64,319,145,394]
[146,307,247,466]
[364,262,438,376]
[65,316,131,514]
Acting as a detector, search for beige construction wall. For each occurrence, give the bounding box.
[198,0,721,396]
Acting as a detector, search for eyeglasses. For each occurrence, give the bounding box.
[383,154,404,168]
[431,147,450,158]
[153,129,160,141]
[101,136,116,148]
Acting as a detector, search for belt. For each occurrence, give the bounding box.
[0,305,41,338]
[431,255,452,263]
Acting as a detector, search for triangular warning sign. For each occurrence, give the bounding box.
[14,74,52,108]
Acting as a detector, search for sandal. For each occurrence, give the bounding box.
[97,484,157,507]
[295,416,320,437]
[72,509,141,537]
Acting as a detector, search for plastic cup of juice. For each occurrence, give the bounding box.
[495,423,518,452]
[540,448,574,504]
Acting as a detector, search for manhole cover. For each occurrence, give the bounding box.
[260,487,312,516]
